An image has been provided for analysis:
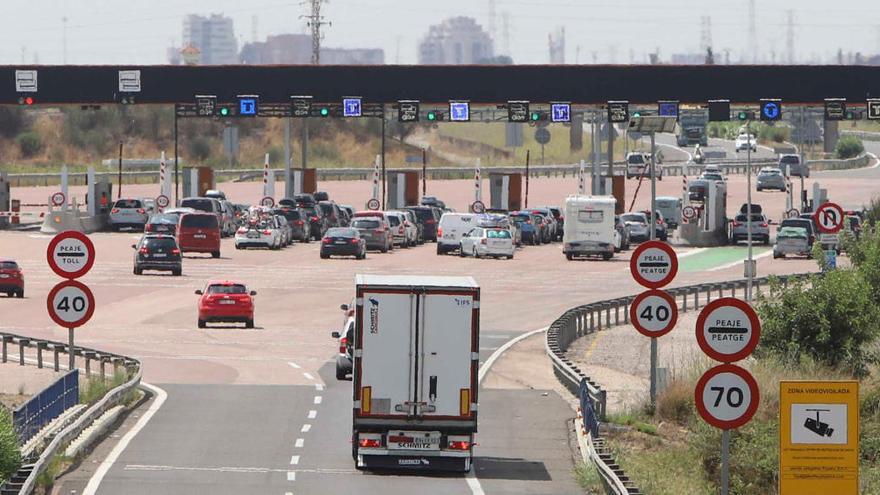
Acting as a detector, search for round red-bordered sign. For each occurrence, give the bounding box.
[51,192,66,207]
[260,196,275,208]
[46,280,95,328]
[695,297,761,363]
[46,231,95,280]
[629,240,678,289]
[155,194,170,209]
[813,202,844,234]
[472,201,486,214]
[630,289,678,338]
[366,198,381,211]
[682,205,697,220]
[695,363,760,430]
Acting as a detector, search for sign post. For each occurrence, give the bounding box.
[779,380,859,494]
[46,231,96,372]
[695,297,762,495]
[630,240,678,410]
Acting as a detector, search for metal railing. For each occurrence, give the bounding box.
[546,272,814,495]
[0,333,141,495]
[12,370,78,446]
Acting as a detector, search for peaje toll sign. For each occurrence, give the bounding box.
[46,231,95,280]
[696,297,761,363]
[630,240,678,289]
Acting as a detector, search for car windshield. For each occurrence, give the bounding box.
[0,262,18,270]
[143,237,177,248]
[409,208,433,221]
[782,219,812,231]
[180,214,218,228]
[622,214,646,223]
[352,219,380,229]
[486,229,511,238]
[780,155,799,164]
[759,169,781,175]
[319,203,334,215]
[510,214,530,222]
[207,284,247,294]
[735,214,765,222]
[778,227,807,239]
[180,199,215,212]
[627,155,645,164]
[387,216,401,226]
[114,199,142,209]
[327,228,356,237]
[276,209,302,221]
[301,206,318,216]
[149,214,179,224]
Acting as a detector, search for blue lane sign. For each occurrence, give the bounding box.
[449,101,470,121]
[343,97,362,117]
[760,99,781,121]
[658,101,679,118]
[551,102,571,122]
[239,98,257,116]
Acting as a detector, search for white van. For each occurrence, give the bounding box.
[563,195,616,260]
[436,213,477,255]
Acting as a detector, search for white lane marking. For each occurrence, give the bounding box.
[301,424,312,433]
[478,327,547,384]
[290,455,300,465]
[707,249,774,272]
[479,346,498,351]
[295,438,304,448]
[313,396,322,404]
[308,410,317,419]
[466,472,487,495]
[82,382,168,495]
[287,471,296,481]
[677,247,707,259]
[286,492,293,495]
[481,334,513,340]
[123,464,356,475]
[303,372,314,380]
[315,384,324,392]
[288,362,301,369]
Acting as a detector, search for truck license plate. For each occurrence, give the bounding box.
[389,431,440,450]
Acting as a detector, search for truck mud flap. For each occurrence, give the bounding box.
[358,454,470,472]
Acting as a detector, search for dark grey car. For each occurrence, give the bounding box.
[132,235,182,276]
[756,167,786,191]
[351,217,392,252]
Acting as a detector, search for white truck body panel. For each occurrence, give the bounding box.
[563,195,616,258]
[437,213,477,250]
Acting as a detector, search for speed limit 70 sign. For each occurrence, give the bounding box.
[695,364,760,430]
[47,280,95,328]
[631,289,678,338]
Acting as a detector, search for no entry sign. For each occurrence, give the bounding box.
[631,290,678,338]
[695,363,760,430]
[46,231,95,280]
[696,297,761,363]
[47,280,95,328]
[813,202,844,234]
[630,240,678,289]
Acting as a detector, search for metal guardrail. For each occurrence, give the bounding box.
[0,333,141,495]
[12,370,78,446]
[545,272,814,495]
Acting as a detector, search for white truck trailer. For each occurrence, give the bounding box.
[563,195,617,260]
[351,274,480,472]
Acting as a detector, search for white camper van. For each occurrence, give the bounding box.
[563,195,617,260]
[351,275,479,472]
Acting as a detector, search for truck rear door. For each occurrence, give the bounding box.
[418,291,478,418]
[357,290,417,416]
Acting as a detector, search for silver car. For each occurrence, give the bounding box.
[730,213,770,245]
[756,167,786,192]
[621,212,650,243]
[109,198,150,231]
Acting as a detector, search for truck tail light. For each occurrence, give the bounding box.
[358,433,382,449]
[448,434,471,450]
[361,386,372,414]
[460,389,470,416]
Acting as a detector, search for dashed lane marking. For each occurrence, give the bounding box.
[302,372,314,380]
[287,362,301,369]
[290,456,300,465]
[313,396,322,405]
[294,438,304,448]
[308,410,317,419]
[301,424,311,433]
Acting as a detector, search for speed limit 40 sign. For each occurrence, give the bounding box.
[47,280,95,328]
[631,290,678,338]
[695,364,760,430]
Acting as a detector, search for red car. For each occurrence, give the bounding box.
[0,259,24,298]
[195,280,256,328]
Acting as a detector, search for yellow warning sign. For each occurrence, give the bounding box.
[779,380,859,495]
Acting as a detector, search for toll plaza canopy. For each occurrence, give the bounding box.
[1,64,879,105]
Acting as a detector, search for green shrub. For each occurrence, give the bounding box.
[187,137,212,162]
[835,135,864,159]
[16,131,42,158]
[0,408,20,484]
[0,107,25,139]
[756,272,880,377]
[758,125,789,144]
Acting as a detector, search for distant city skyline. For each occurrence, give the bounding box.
[0,0,878,65]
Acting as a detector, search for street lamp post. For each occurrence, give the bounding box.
[745,120,754,303]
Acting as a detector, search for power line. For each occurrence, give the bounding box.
[300,0,330,64]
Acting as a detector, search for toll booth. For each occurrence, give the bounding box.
[680,178,728,246]
[489,173,523,211]
[387,171,419,209]
[87,174,113,217]
[182,167,215,198]
[286,169,318,197]
[0,173,9,228]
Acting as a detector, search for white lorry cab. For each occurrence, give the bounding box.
[563,195,617,260]
[352,275,480,472]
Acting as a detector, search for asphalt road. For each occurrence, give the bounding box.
[3,171,877,494]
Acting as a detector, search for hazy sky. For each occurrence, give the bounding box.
[0,0,878,65]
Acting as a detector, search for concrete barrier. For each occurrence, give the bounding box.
[40,209,107,234]
[806,153,870,172]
